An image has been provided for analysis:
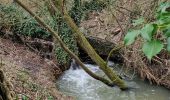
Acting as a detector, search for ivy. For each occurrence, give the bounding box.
[0,4,54,39]
[83,0,106,12]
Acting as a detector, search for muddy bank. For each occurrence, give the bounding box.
[0,37,73,99]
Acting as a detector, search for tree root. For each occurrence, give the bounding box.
[0,61,13,100]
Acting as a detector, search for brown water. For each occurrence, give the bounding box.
[56,63,170,100]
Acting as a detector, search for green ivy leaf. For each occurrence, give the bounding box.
[124,30,140,45]
[142,40,163,60]
[141,24,157,41]
[167,37,170,52]
[132,17,145,26]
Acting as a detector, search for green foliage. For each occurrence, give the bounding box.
[69,0,107,24]
[132,17,145,26]
[141,24,157,41]
[83,0,106,12]
[124,2,170,60]
[157,2,170,20]
[0,4,54,39]
[69,0,83,26]
[167,37,170,51]
[55,0,106,65]
[142,40,163,60]
[53,0,83,65]
[0,0,106,66]
[164,28,170,37]
[47,95,54,100]
[22,95,28,100]
[0,4,78,66]
[124,30,140,45]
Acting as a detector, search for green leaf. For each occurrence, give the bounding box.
[157,16,170,25]
[164,28,170,37]
[141,24,157,41]
[157,2,170,19]
[142,40,163,60]
[132,17,145,26]
[124,30,140,45]
[167,37,170,52]
[22,95,28,100]
[157,2,170,13]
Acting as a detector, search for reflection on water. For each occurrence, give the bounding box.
[56,64,170,100]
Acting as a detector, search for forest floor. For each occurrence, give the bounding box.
[0,37,73,100]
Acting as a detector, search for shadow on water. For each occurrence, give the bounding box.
[56,62,170,100]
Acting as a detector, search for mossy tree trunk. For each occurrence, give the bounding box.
[14,0,113,87]
[15,0,128,90]
[53,0,127,90]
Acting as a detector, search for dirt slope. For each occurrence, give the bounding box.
[0,38,73,100]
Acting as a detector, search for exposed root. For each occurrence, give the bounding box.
[0,60,14,100]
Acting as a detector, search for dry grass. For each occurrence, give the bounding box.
[116,0,170,88]
[80,0,170,89]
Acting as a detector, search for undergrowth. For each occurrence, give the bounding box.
[0,4,78,67]
[0,0,107,67]
[0,4,53,39]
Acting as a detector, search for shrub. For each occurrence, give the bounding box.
[124,2,170,60]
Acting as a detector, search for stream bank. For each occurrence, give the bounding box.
[0,37,73,99]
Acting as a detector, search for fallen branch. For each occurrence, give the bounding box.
[106,42,124,63]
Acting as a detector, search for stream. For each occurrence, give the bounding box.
[56,62,170,100]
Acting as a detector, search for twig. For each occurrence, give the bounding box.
[106,42,124,63]
[108,7,124,35]
[115,5,142,16]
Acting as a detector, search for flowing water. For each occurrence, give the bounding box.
[56,63,170,100]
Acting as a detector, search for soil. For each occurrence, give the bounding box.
[0,38,73,100]
[80,10,124,44]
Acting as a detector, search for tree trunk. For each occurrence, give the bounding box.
[14,0,113,87]
[53,0,128,90]
[15,0,128,90]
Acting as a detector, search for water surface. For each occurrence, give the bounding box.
[56,64,170,100]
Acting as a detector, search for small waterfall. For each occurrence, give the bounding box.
[56,62,170,100]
